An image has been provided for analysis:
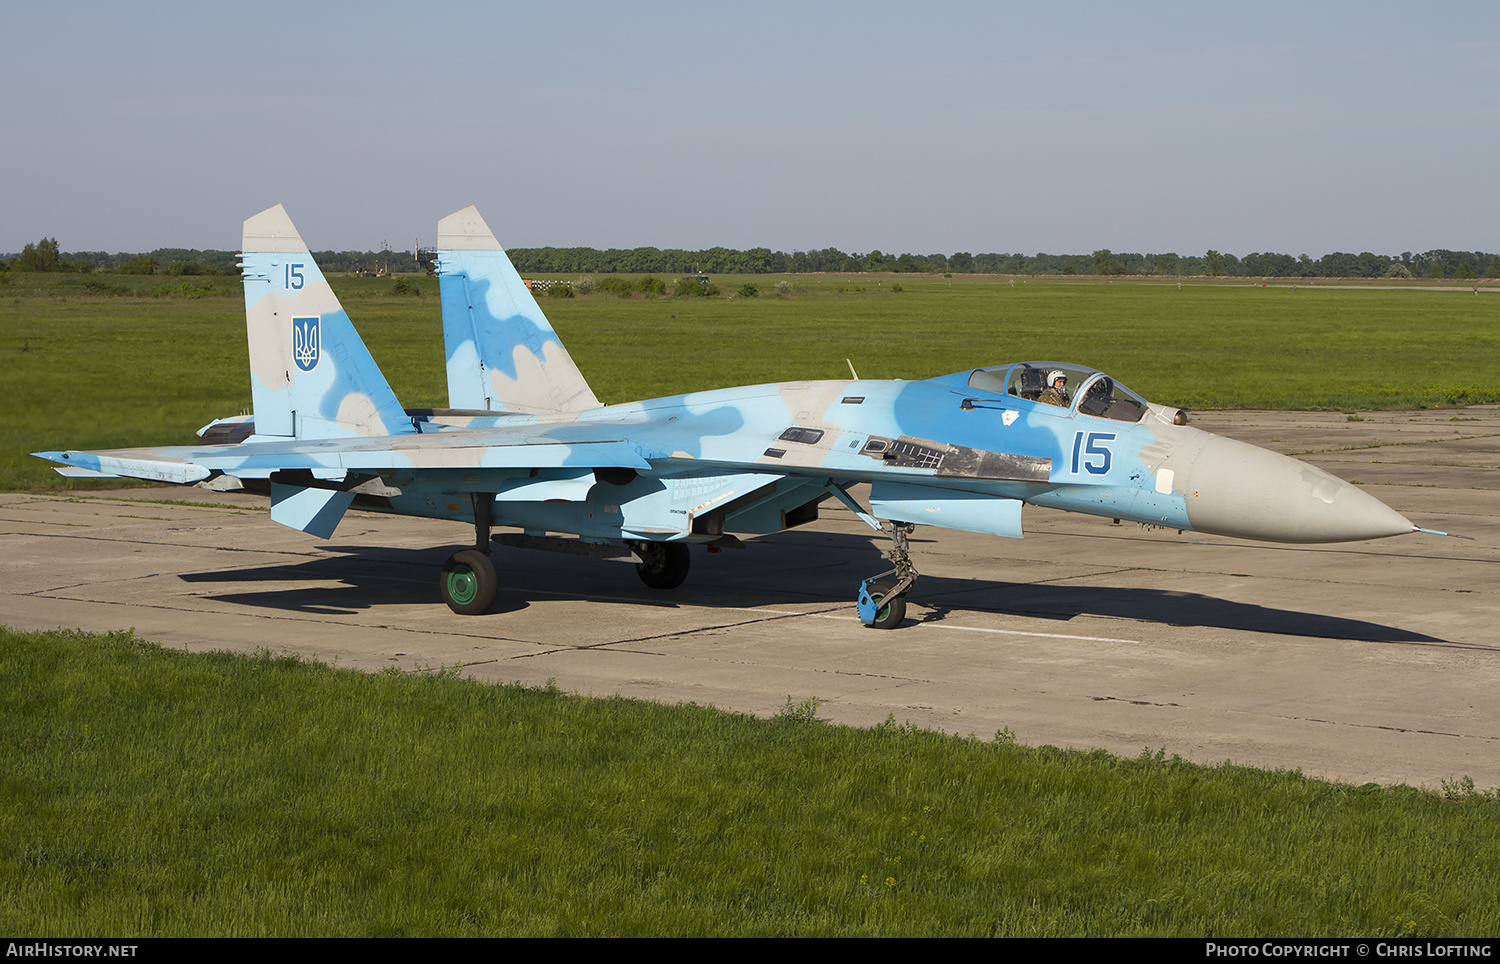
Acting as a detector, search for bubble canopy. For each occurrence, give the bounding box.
[966,362,1150,423]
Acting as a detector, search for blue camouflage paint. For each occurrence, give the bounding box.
[434,210,599,414]
[439,272,559,385]
[240,242,414,441]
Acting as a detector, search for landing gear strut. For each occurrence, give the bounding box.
[857,522,918,629]
[441,493,499,615]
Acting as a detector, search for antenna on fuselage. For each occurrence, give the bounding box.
[846,358,860,380]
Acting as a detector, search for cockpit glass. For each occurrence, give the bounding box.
[967,363,1147,423]
[1075,373,1148,423]
[966,369,1009,395]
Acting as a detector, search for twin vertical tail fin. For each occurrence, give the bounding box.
[436,206,601,414]
[239,205,416,538]
[240,205,414,440]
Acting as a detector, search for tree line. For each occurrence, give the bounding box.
[1,240,417,276]
[507,245,1500,279]
[4,236,1497,279]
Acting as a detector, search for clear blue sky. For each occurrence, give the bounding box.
[3,0,1496,258]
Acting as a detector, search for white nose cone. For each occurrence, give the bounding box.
[1183,436,1415,543]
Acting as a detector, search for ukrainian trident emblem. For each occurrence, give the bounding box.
[292,316,320,371]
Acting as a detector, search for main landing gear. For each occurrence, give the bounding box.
[438,493,696,614]
[629,540,691,590]
[857,522,918,630]
[441,493,500,615]
[439,538,691,613]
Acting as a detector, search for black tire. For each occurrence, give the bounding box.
[635,541,690,590]
[866,580,907,630]
[441,549,498,615]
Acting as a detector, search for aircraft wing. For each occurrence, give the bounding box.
[35,385,1048,543]
[35,423,658,541]
[35,425,652,481]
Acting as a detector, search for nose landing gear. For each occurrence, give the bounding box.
[857,522,917,629]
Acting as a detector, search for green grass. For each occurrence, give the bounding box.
[2,626,1495,937]
[537,275,1500,412]
[3,273,1498,490]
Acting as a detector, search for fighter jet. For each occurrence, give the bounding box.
[35,205,1431,629]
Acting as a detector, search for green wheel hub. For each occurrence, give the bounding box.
[446,566,478,606]
[441,549,498,615]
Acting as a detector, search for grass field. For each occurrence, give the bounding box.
[4,626,1497,937]
[3,271,1497,490]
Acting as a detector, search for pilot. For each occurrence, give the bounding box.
[1038,371,1070,407]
